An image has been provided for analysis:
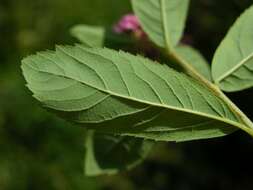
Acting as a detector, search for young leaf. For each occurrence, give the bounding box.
[21,45,245,142]
[84,130,153,176]
[212,5,253,92]
[71,24,132,48]
[71,25,105,47]
[131,0,189,49]
[175,45,212,81]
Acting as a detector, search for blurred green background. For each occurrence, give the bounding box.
[0,0,253,189]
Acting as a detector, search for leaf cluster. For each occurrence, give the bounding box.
[21,0,253,176]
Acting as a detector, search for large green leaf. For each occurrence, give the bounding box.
[21,45,244,142]
[71,27,152,175]
[84,130,153,176]
[71,25,151,175]
[71,24,132,48]
[212,5,253,92]
[131,0,189,49]
[175,45,212,81]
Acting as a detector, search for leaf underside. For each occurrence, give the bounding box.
[212,5,253,92]
[84,130,153,176]
[71,25,152,175]
[132,0,189,48]
[21,45,243,142]
[175,45,212,81]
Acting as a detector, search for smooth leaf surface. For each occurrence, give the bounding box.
[132,0,189,49]
[212,5,253,92]
[84,130,153,176]
[21,45,244,142]
[175,45,212,81]
[71,24,132,48]
[71,25,105,47]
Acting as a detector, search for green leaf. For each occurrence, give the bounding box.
[21,45,244,142]
[71,25,152,175]
[71,24,132,48]
[175,45,212,81]
[131,0,189,49]
[84,130,153,176]
[71,25,105,47]
[212,5,253,92]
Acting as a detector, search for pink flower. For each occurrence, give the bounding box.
[113,14,146,38]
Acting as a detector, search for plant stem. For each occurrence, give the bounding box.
[168,49,253,136]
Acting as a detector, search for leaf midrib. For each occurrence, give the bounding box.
[23,60,245,130]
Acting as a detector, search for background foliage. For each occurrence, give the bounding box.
[0,0,253,189]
